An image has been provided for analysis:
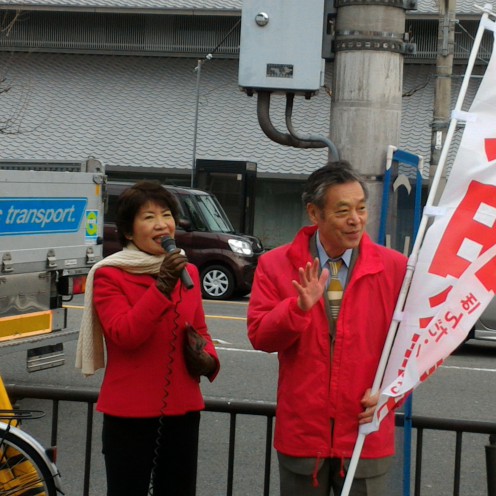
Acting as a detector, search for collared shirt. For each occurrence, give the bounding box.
[315,231,352,289]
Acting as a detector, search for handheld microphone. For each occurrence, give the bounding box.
[161,236,194,289]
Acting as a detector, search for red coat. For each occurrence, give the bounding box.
[93,265,219,418]
[247,225,407,459]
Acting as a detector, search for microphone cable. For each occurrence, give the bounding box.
[148,283,184,495]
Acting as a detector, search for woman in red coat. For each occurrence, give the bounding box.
[76,181,219,496]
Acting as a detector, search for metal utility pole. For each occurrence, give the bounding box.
[429,0,456,202]
[191,57,208,188]
[329,0,415,239]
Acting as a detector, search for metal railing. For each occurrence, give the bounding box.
[5,383,496,496]
[395,413,496,496]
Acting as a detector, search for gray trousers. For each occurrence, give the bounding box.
[278,453,393,496]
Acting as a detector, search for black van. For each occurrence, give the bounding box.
[103,182,265,300]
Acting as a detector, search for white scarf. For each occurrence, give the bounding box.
[75,244,164,376]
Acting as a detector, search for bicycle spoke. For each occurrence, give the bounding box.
[0,431,58,495]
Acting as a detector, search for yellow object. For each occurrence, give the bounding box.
[0,379,47,494]
[0,375,14,424]
[0,444,47,495]
[0,311,53,342]
[0,376,13,411]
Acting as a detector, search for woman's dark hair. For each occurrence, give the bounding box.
[115,181,180,247]
[302,160,368,209]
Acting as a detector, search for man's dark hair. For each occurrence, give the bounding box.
[302,160,368,209]
[115,181,180,247]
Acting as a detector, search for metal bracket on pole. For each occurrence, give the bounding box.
[335,0,417,10]
[334,39,417,55]
[334,30,416,54]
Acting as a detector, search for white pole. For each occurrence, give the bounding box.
[340,9,492,495]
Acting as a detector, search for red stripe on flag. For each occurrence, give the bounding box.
[428,286,452,308]
[419,317,433,329]
[485,138,496,161]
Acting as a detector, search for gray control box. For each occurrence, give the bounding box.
[239,0,326,94]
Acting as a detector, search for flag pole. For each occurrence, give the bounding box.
[340,8,492,495]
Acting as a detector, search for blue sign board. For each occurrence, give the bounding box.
[0,198,87,235]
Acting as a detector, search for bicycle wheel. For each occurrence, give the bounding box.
[0,428,58,496]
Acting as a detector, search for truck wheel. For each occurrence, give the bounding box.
[200,265,234,300]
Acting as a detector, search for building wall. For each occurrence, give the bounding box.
[0,10,487,250]
[254,179,309,249]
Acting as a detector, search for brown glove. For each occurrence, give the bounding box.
[156,248,188,298]
[183,324,216,378]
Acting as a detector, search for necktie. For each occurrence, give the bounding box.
[327,259,343,320]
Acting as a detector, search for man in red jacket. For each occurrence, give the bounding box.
[247,161,407,495]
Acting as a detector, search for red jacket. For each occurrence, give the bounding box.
[93,265,219,418]
[247,226,407,459]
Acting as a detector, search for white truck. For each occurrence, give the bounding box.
[0,158,106,371]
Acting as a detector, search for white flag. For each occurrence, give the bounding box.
[363,16,496,433]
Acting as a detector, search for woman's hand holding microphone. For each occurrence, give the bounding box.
[156,247,188,298]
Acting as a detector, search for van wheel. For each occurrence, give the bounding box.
[200,265,234,300]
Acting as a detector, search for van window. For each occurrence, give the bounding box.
[195,194,234,233]
[182,197,208,232]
